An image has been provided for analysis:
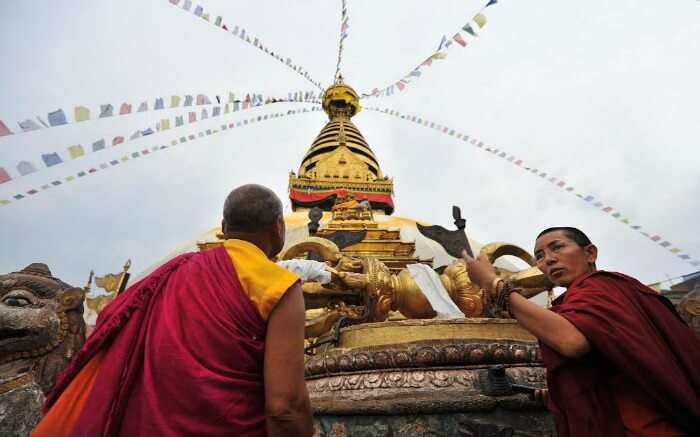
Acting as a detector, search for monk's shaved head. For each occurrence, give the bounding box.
[222,184,283,233]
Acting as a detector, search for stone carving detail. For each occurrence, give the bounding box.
[305,339,542,377]
[0,263,86,437]
[678,286,700,336]
[459,420,550,437]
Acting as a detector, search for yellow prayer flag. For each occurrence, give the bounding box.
[65,176,75,182]
[432,52,448,60]
[171,140,177,145]
[160,119,170,131]
[170,96,181,108]
[224,104,230,114]
[474,13,487,28]
[68,145,85,159]
[74,106,90,122]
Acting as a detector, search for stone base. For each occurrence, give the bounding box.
[313,412,555,437]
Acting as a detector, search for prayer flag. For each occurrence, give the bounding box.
[222,24,228,31]
[194,5,203,16]
[0,167,11,184]
[396,81,405,91]
[679,254,691,260]
[409,69,421,77]
[224,104,230,114]
[189,112,197,123]
[584,195,594,202]
[611,212,621,218]
[437,35,447,51]
[196,94,206,105]
[154,97,165,110]
[212,106,221,117]
[17,161,37,175]
[74,106,90,122]
[120,103,132,115]
[659,241,672,247]
[169,0,180,5]
[0,120,12,136]
[215,16,222,26]
[474,14,487,28]
[650,235,661,242]
[228,92,235,103]
[486,0,497,6]
[175,115,184,127]
[453,33,467,47]
[92,139,106,151]
[130,130,141,140]
[27,189,39,195]
[462,23,476,37]
[14,194,24,199]
[68,145,85,159]
[113,136,124,145]
[602,206,613,212]
[48,109,68,126]
[183,0,191,10]
[202,13,209,21]
[142,128,154,136]
[670,248,681,253]
[184,95,193,106]
[170,96,181,108]
[99,104,114,118]
[159,119,170,131]
[138,102,148,112]
[216,95,221,104]
[42,153,63,167]
[432,52,447,60]
[516,160,524,166]
[36,117,49,128]
[233,25,239,35]
[19,119,41,132]
[201,108,208,119]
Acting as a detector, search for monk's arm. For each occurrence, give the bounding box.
[508,293,590,358]
[264,282,313,437]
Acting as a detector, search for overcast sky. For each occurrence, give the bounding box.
[1,0,698,289]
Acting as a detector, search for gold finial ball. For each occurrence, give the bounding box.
[322,76,361,118]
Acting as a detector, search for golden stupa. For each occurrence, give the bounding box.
[123,78,554,435]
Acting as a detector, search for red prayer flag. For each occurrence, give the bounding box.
[453,33,467,47]
[0,120,12,136]
[112,136,124,145]
[396,82,405,91]
[0,167,11,184]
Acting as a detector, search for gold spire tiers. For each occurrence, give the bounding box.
[288,77,394,214]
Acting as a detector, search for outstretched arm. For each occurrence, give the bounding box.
[264,282,313,436]
[463,253,590,358]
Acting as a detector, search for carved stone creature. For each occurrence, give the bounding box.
[0,263,85,436]
[678,284,700,336]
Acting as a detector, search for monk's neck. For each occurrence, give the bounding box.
[223,233,274,258]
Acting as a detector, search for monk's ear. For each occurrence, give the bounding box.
[58,287,85,311]
[584,244,598,265]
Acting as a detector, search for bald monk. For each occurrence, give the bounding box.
[33,184,313,436]
[465,227,700,437]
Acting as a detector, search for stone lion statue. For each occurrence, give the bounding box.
[678,284,700,337]
[0,263,86,436]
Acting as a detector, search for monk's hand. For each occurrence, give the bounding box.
[462,250,498,290]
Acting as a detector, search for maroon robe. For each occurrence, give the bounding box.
[541,271,700,436]
[46,246,269,436]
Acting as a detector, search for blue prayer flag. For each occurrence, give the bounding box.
[42,153,63,167]
[47,109,68,126]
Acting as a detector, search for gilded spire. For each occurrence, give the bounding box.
[289,79,394,214]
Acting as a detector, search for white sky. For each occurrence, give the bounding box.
[1,0,699,288]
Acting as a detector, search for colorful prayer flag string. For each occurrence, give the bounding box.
[363,105,700,267]
[360,0,497,99]
[334,0,349,80]
[0,106,322,208]
[167,0,324,91]
[0,90,318,140]
[0,93,319,184]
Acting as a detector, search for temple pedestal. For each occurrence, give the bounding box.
[305,319,555,437]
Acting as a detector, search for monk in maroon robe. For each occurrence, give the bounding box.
[33,184,313,436]
[465,227,700,437]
